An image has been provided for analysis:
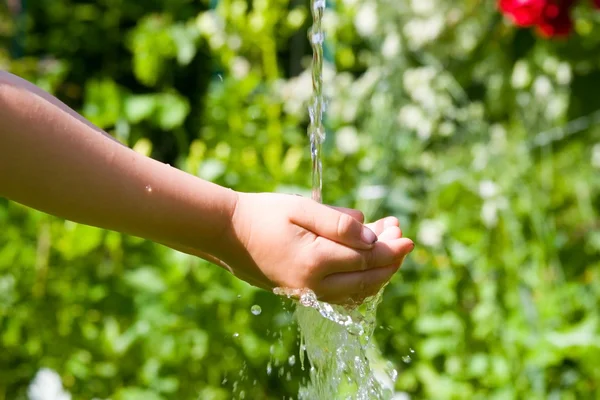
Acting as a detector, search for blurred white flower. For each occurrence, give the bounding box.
[403,67,436,94]
[335,126,360,155]
[542,57,559,75]
[490,124,507,152]
[478,180,498,199]
[323,10,339,34]
[592,144,600,169]
[231,56,250,79]
[556,62,572,85]
[382,33,401,59]
[438,121,455,137]
[471,144,489,171]
[354,2,378,37]
[403,15,445,49]
[418,219,446,247]
[28,368,71,400]
[397,104,433,140]
[341,102,358,122]
[533,76,553,100]
[511,61,531,89]
[196,11,221,35]
[546,95,567,120]
[481,198,508,228]
[410,0,435,15]
[397,104,425,130]
[281,70,313,116]
[227,35,242,51]
[352,67,381,99]
[358,185,387,200]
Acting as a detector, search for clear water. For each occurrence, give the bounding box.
[308,0,326,203]
[273,1,398,398]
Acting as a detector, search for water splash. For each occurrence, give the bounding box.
[275,288,396,399]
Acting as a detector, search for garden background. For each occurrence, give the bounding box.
[1,0,600,399]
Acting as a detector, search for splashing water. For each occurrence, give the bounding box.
[273,0,398,398]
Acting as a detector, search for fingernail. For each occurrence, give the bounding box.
[361,226,378,245]
[408,241,415,252]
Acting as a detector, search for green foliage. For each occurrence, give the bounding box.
[1,0,600,399]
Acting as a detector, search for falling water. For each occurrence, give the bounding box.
[308,0,326,203]
[273,0,399,398]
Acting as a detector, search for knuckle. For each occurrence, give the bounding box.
[355,210,365,223]
[336,213,355,237]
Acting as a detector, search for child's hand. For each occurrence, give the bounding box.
[215,193,414,304]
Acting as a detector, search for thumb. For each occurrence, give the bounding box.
[290,198,377,250]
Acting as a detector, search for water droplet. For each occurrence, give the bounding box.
[145,185,152,193]
[288,355,296,366]
[221,378,227,384]
[402,355,412,364]
[239,390,246,399]
[218,74,223,81]
[410,348,415,354]
[237,294,241,299]
[266,362,272,375]
[251,305,262,315]
[233,332,239,339]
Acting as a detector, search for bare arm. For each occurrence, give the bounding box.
[0,70,237,258]
[0,70,414,303]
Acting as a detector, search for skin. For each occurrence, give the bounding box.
[0,70,414,304]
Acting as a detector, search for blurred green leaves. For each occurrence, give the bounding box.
[2,0,600,399]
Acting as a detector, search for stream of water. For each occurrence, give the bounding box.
[274,0,398,398]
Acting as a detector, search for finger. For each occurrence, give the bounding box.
[366,217,400,237]
[309,236,413,275]
[329,206,365,223]
[317,264,401,304]
[290,198,377,250]
[378,226,402,241]
[365,237,414,269]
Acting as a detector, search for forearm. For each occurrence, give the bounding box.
[0,71,237,257]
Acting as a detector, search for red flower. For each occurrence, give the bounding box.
[499,0,581,38]
[498,0,547,26]
[537,1,577,38]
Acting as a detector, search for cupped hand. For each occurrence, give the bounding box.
[214,192,414,304]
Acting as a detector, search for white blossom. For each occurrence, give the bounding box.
[358,185,387,200]
[354,2,378,37]
[403,15,445,49]
[481,198,508,228]
[556,62,572,85]
[335,126,360,155]
[28,368,71,400]
[382,33,401,59]
[231,56,250,79]
[417,219,446,247]
[478,180,498,199]
[533,76,553,100]
[511,61,531,89]
[410,0,435,15]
